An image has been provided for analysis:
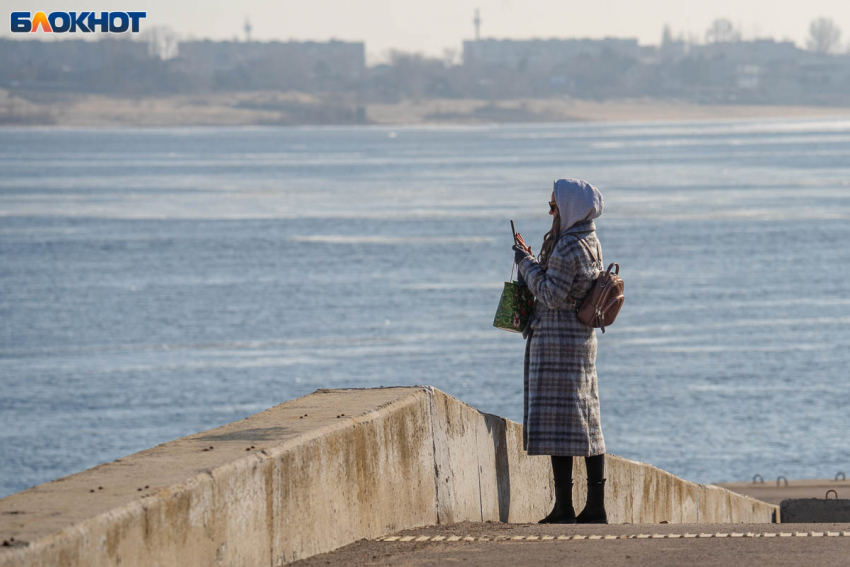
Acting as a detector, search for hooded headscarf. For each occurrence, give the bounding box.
[553,178,604,233]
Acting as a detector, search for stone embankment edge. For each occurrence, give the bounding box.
[0,386,778,566]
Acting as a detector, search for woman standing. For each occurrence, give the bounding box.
[512,178,608,524]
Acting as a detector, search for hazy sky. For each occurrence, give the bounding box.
[6,0,850,63]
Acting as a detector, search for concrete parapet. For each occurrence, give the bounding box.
[780,498,850,523]
[0,386,778,566]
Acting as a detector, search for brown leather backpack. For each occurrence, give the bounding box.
[566,236,624,333]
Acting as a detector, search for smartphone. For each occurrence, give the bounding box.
[510,220,518,244]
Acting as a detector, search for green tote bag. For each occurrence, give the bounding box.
[493,263,534,333]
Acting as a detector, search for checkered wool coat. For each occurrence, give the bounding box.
[517,219,606,457]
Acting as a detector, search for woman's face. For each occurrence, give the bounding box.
[549,191,558,217]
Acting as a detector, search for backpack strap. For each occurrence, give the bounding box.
[565,234,602,268]
[564,234,602,309]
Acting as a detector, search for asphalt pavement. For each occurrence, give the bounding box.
[293,521,850,567]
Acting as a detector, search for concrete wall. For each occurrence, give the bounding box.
[0,386,777,566]
[780,499,850,523]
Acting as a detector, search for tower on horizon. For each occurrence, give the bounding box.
[244,17,252,43]
[473,9,481,41]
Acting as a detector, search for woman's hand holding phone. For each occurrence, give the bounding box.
[515,233,532,256]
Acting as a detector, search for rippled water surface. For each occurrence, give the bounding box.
[2,119,849,498]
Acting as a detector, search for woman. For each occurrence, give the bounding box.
[512,178,607,524]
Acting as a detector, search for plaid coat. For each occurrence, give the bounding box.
[517,219,606,457]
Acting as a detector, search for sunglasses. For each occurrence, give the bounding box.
[549,200,557,212]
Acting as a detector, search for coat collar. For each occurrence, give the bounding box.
[562,218,595,236]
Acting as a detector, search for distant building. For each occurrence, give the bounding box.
[687,39,803,64]
[462,37,649,73]
[0,38,148,92]
[737,64,761,89]
[176,40,366,84]
[659,39,688,62]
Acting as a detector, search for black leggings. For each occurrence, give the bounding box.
[551,454,605,484]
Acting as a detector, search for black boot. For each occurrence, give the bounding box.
[539,456,576,524]
[539,482,576,524]
[576,479,608,524]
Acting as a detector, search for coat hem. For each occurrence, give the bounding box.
[525,448,606,457]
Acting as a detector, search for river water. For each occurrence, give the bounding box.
[1,119,849,498]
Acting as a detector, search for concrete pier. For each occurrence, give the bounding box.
[0,386,777,566]
[717,478,850,505]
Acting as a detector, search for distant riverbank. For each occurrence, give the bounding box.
[2,89,850,127]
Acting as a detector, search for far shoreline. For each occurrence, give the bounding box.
[2,89,850,127]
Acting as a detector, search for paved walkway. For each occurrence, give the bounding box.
[294,521,850,566]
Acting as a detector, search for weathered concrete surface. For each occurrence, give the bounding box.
[780,499,850,523]
[0,386,778,567]
[0,387,437,566]
[424,389,774,527]
[717,478,850,505]
[430,389,554,524]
